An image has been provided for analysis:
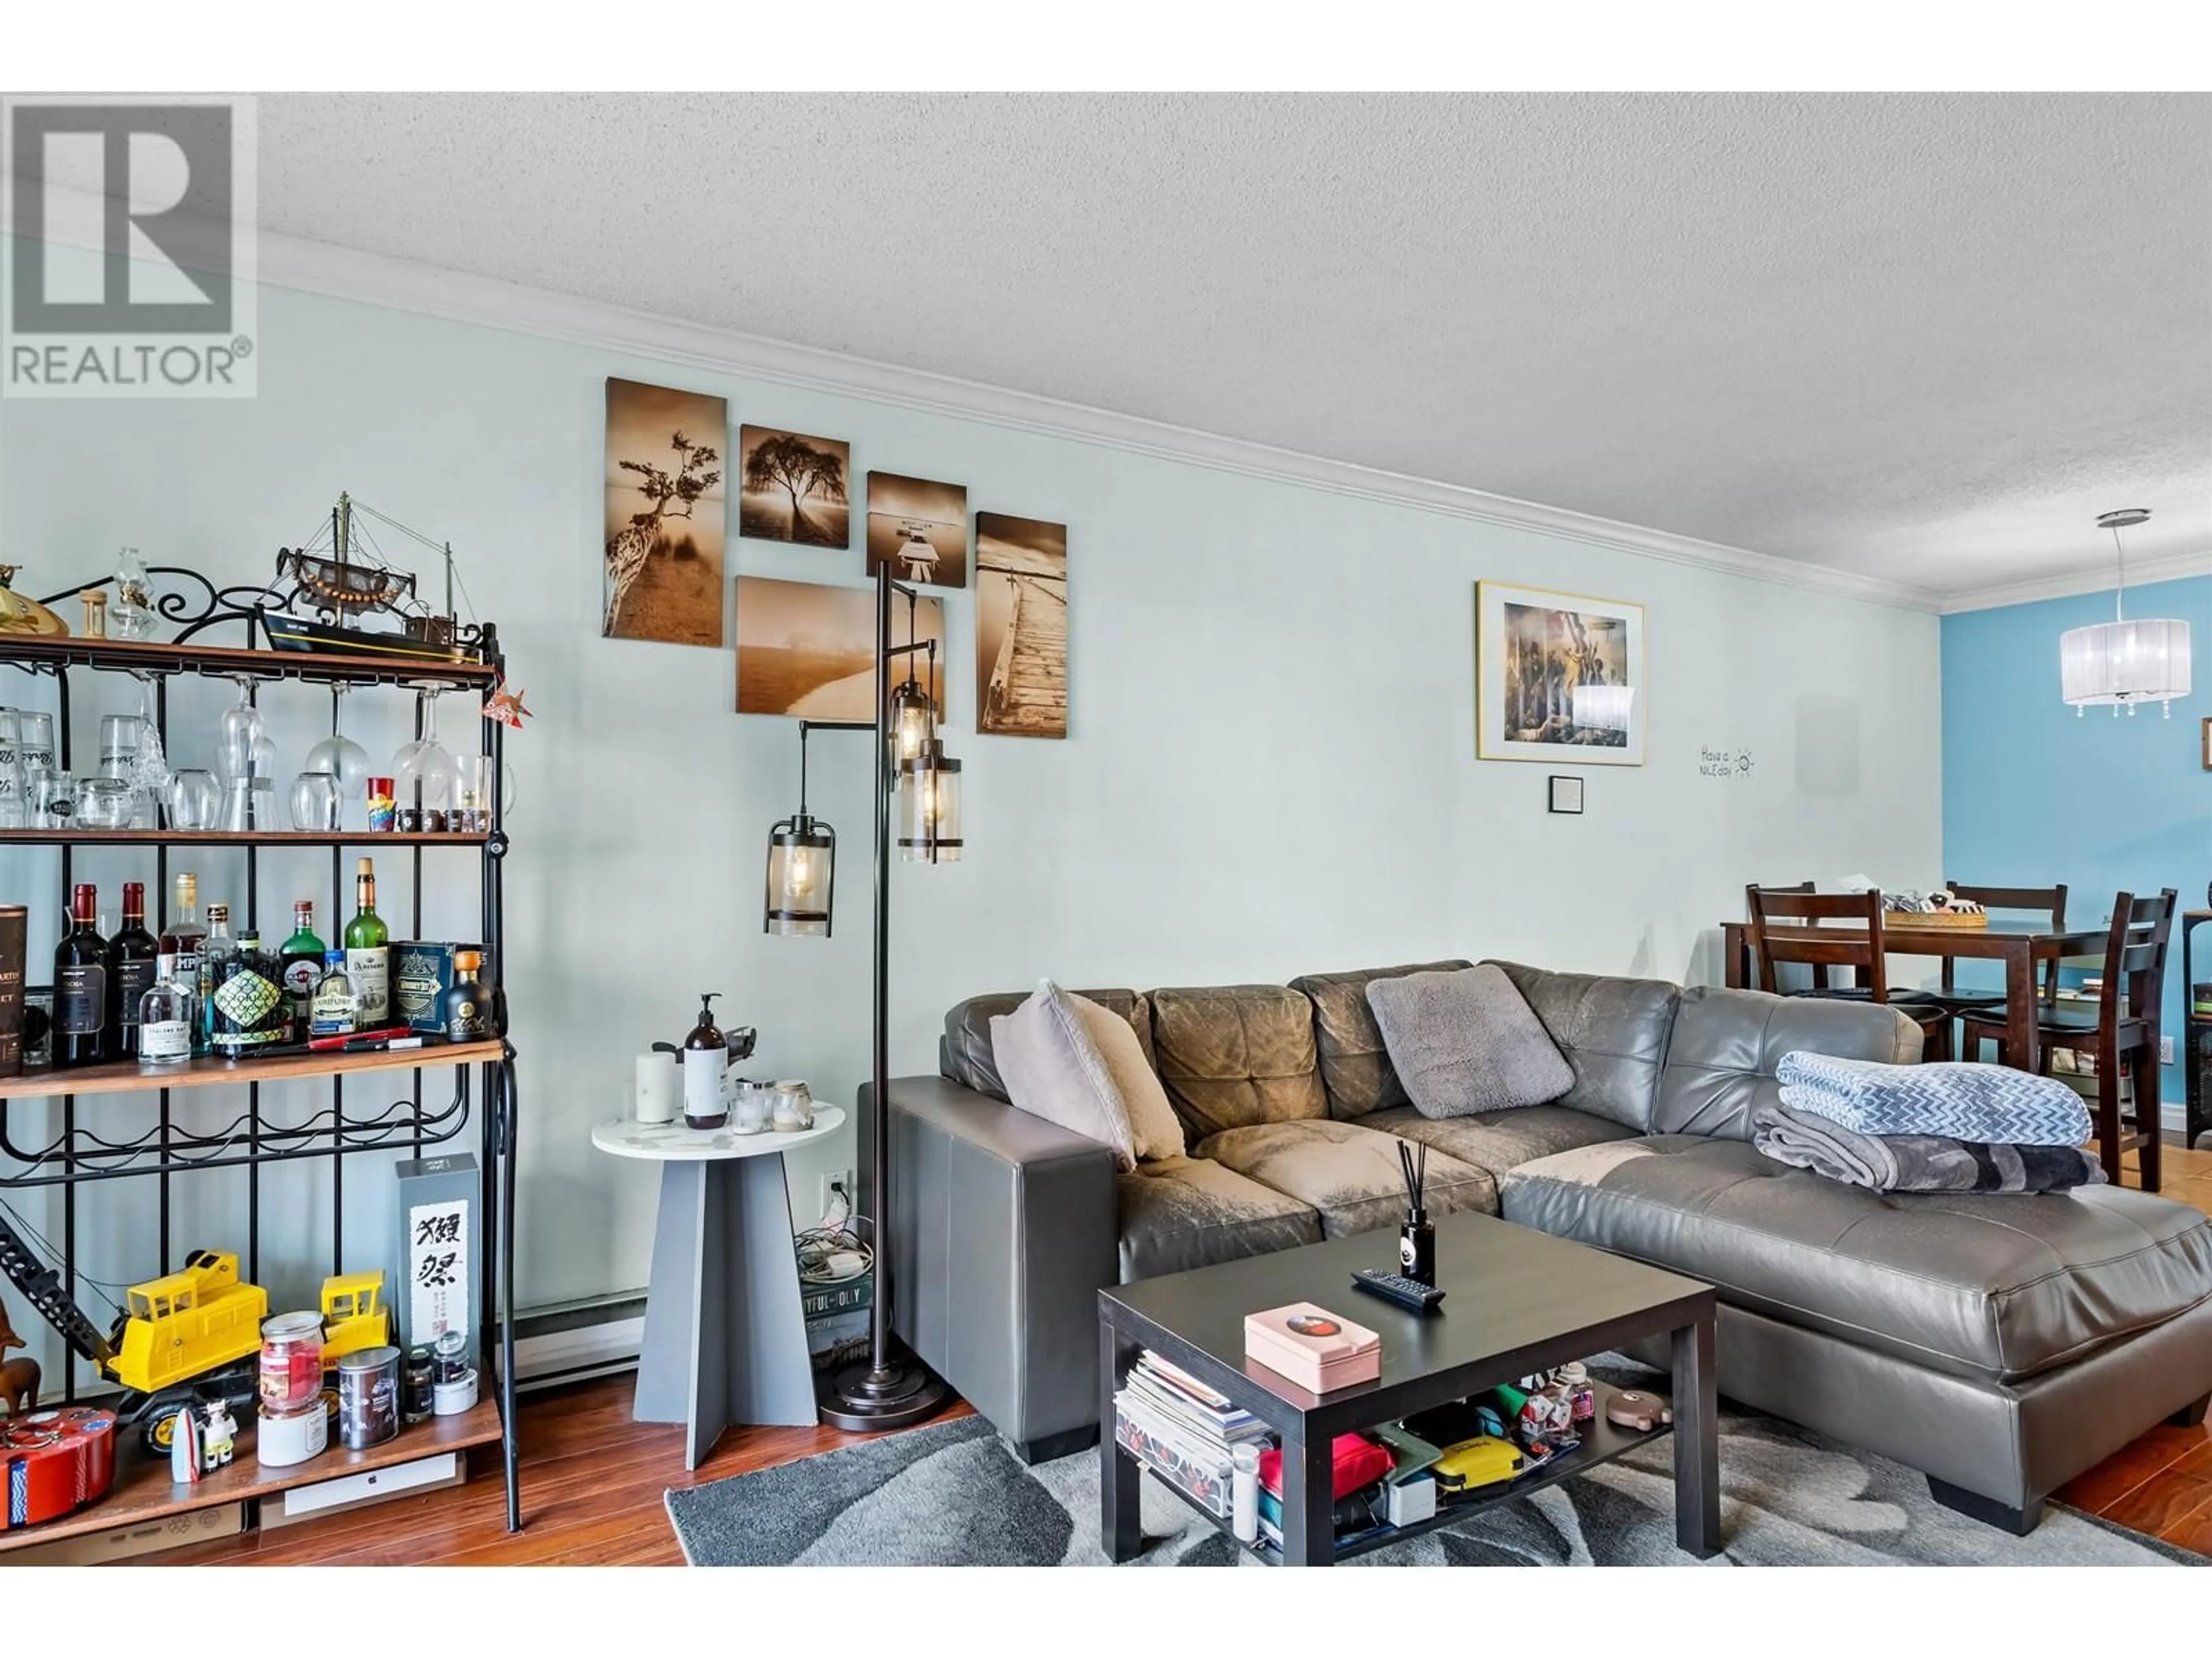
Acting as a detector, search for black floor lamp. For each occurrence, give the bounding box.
[762,559,956,1431]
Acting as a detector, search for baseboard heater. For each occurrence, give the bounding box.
[511,1293,647,1391]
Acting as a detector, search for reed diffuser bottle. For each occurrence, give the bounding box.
[1398,1139,1436,1284]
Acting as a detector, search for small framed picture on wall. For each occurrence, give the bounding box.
[2201,717,2211,771]
[1548,775,1585,814]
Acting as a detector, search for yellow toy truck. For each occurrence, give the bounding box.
[317,1270,391,1369]
[108,1249,269,1396]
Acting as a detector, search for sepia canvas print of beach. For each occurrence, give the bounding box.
[864,472,968,588]
[603,378,728,647]
[737,425,851,547]
[736,575,947,721]
[975,512,1067,738]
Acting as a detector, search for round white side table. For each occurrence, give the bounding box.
[592,1106,846,1468]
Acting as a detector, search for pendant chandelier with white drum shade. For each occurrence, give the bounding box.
[2059,509,2191,717]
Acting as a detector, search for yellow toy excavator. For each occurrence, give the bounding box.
[108,1249,268,1396]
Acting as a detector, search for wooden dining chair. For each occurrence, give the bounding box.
[1748,881,1839,992]
[1930,881,2069,1013]
[1743,885,1953,1060]
[1960,889,2176,1190]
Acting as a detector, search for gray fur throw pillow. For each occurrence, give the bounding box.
[1365,965,1574,1118]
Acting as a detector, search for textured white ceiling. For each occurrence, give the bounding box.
[246,92,2212,596]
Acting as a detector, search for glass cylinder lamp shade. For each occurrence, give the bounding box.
[2059,618,2192,713]
[888,673,937,765]
[1571,683,1634,733]
[897,740,963,863]
[764,814,836,936]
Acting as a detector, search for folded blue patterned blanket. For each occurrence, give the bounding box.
[1775,1051,2092,1147]
[1752,1103,2105,1194]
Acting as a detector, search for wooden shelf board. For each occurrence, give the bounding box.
[0,830,490,847]
[0,632,497,688]
[0,1039,505,1101]
[0,1396,504,1554]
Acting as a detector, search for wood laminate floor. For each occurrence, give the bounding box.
[150,1143,2212,1567]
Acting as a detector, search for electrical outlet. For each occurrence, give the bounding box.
[2161,1036,2175,1065]
[817,1169,856,1222]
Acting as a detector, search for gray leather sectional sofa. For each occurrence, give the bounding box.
[876,960,2212,1533]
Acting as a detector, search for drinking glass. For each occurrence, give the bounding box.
[166,768,217,830]
[289,771,341,831]
[78,777,132,828]
[392,692,457,818]
[218,677,267,784]
[0,709,21,829]
[303,686,372,806]
[452,755,495,834]
[730,1080,774,1136]
[221,775,278,834]
[13,710,55,775]
[98,714,143,780]
[26,766,73,827]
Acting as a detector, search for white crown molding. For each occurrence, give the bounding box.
[12,182,1948,611]
[1938,549,2212,615]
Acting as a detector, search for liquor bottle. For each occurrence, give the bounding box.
[196,903,234,1055]
[310,950,358,1037]
[344,858,390,1025]
[105,881,159,1060]
[209,929,289,1056]
[440,949,494,1041]
[52,884,107,1069]
[156,873,206,1013]
[137,969,193,1067]
[279,900,327,1041]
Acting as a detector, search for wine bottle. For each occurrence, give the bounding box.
[52,884,107,1069]
[196,903,234,1056]
[105,881,159,1060]
[343,858,390,1024]
[279,900,327,1041]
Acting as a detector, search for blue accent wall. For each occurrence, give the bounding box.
[1941,574,2212,1105]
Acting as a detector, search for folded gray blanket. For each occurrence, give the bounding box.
[1775,1050,2091,1145]
[1751,1103,2106,1195]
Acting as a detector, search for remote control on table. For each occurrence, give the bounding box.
[1351,1267,1445,1315]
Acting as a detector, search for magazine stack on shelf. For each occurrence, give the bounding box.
[1112,1351,1275,1518]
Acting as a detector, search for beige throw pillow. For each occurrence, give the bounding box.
[989,982,1183,1169]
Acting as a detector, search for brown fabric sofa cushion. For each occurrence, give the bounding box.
[1116,1155,1322,1279]
[1499,1134,2212,1384]
[1289,960,1472,1119]
[1147,984,1328,1138]
[941,988,1153,1101]
[1196,1119,1497,1238]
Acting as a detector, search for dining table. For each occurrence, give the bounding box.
[1719,915,2147,1077]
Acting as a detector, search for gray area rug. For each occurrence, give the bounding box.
[666,1376,2202,1567]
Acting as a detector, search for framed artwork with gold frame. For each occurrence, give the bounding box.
[2200,716,2211,771]
[1476,581,1646,766]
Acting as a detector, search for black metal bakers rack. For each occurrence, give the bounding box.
[0,570,522,1546]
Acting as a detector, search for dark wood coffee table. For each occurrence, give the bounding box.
[1099,1208,1719,1566]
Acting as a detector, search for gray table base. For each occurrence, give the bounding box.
[633,1153,817,1468]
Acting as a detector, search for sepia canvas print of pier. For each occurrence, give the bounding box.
[735,575,946,721]
[603,377,728,647]
[738,425,851,547]
[975,512,1067,738]
[1475,580,1645,766]
[865,472,968,588]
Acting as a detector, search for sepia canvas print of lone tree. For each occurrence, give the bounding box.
[738,425,851,548]
[603,377,728,647]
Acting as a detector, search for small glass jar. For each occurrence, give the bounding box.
[77,777,132,828]
[770,1080,814,1132]
[433,1327,469,1386]
[259,1310,325,1413]
[730,1079,773,1135]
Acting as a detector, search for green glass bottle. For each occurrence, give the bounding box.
[343,857,390,1025]
[279,900,327,1041]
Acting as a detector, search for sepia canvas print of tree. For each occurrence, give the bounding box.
[603,377,728,646]
[737,425,851,548]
